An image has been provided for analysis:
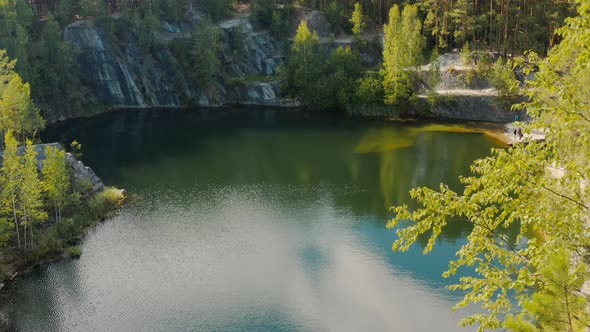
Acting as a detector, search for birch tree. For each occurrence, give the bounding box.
[388,1,590,330]
[382,4,424,105]
[0,131,22,248]
[284,21,325,107]
[349,2,366,43]
[21,140,46,249]
[43,146,69,224]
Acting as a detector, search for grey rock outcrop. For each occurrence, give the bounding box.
[64,15,291,111]
[65,20,181,108]
[418,52,528,123]
[424,97,527,122]
[291,7,331,38]
[38,143,106,193]
[0,143,106,193]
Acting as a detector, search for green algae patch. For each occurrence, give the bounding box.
[411,123,509,146]
[354,128,415,153]
[411,123,486,134]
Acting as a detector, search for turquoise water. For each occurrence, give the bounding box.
[9,108,503,331]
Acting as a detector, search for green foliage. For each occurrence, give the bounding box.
[21,139,48,248]
[28,228,61,263]
[284,21,325,107]
[79,0,108,17]
[229,25,246,60]
[70,140,83,160]
[200,0,232,21]
[418,0,574,55]
[488,59,519,97]
[160,0,191,23]
[382,4,424,106]
[57,0,78,25]
[190,19,222,101]
[89,187,125,217]
[68,245,81,257]
[0,49,44,137]
[270,6,291,39]
[251,0,275,27]
[325,1,344,33]
[349,2,365,42]
[314,46,362,109]
[505,248,589,332]
[42,145,70,224]
[475,54,519,97]
[0,131,23,248]
[136,9,161,50]
[30,12,82,119]
[0,0,33,57]
[352,71,384,106]
[460,41,473,65]
[388,1,590,330]
[427,48,441,91]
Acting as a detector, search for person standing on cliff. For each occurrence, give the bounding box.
[518,127,524,141]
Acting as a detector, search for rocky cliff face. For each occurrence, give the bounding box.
[63,13,520,123]
[64,15,296,111]
[65,20,185,108]
[418,53,528,123]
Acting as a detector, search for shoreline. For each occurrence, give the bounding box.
[44,100,525,127]
[0,189,126,331]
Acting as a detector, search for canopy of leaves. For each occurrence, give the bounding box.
[0,49,44,138]
[388,1,590,330]
[382,4,424,106]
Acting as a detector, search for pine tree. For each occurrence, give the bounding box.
[31,12,81,118]
[191,19,222,102]
[0,50,44,140]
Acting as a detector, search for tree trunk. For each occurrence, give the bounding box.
[12,198,20,249]
[23,205,28,250]
[30,221,34,249]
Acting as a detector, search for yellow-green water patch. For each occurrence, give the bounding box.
[355,128,415,153]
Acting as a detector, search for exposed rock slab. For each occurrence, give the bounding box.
[0,143,106,193]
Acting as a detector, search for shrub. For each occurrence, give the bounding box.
[201,0,232,21]
[68,246,81,258]
[89,187,125,217]
[28,228,62,264]
[353,71,384,105]
[251,0,275,27]
[489,58,518,96]
[326,1,344,33]
[270,6,291,39]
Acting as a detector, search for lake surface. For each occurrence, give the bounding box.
[10,108,503,331]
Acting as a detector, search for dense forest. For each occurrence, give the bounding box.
[0,0,576,118]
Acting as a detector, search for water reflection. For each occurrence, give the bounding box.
[13,108,507,331]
